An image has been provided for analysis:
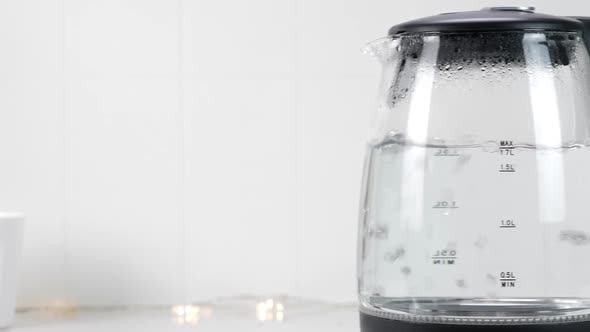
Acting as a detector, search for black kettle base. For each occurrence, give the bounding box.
[360,312,590,332]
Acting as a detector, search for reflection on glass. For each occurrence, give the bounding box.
[523,33,566,224]
[171,304,212,326]
[41,299,79,319]
[400,35,440,232]
[256,298,285,322]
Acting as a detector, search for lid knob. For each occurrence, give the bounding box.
[483,6,536,12]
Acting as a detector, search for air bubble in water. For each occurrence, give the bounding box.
[401,266,412,276]
[474,235,488,249]
[385,247,406,263]
[560,230,590,245]
[453,154,472,172]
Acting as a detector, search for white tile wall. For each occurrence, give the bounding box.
[0,0,588,307]
[183,78,299,300]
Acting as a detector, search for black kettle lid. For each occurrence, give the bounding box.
[388,7,585,35]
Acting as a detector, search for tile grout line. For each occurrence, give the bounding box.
[293,0,302,298]
[59,0,70,303]
[177,0,188,305]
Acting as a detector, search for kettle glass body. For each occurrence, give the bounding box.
[359,29,590,327]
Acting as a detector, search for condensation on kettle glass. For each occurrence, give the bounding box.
[358,30,590,324]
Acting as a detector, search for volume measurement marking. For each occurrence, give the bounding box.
[432,258,456,265]
[500,220,516,228]
[432,250,457,265]
[500,140,516,155]
[433,201,458,209]
[432,257,457,259]
[434,149,460,157]
[499,164,516,173]
[500,272,517,288]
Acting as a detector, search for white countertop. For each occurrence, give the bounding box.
[13,299,358,332]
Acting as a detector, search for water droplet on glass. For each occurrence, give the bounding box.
[371,225,389,239]
[386,131,405,145]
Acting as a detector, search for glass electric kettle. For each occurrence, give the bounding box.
[358,7,590,332]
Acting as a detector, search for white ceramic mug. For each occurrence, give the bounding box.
[0,213,24,327]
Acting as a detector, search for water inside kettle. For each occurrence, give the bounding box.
[359,135,590,324]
